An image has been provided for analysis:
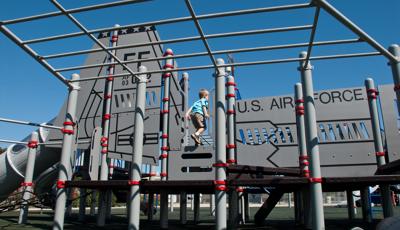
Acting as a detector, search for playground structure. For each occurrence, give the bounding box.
[1,0,400,229]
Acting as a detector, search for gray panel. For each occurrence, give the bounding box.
[168,146,214,180]
[236,86,377,177]
[379,84,400,162]
[47,27,163,165]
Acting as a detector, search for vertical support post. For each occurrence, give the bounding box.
[361,187,372,223]
[244,193,250,222]
[53,73,80,230]
[389,44,400,127]
[182,72,190,146]
[160,48,174,229]
[128,65,148,230]
[193,193,200,224]
[90,191,97,216]
[97,24,120,226]
[78,188,87,222]
[298,51,325,230]
[147,165,157,221]
[214,58,227,230]
[294,83,311,227]
[170,195,174,212]
[365,78,393,217]
[180,191,187,225]
[226,71,239,229]
[18,132,39,224]
[346,190,356,220]
[210,194,216,216]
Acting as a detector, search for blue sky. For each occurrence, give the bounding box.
[0,0,399,146]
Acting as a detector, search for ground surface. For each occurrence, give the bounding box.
[0,206,399,229]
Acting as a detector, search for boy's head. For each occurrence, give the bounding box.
[199,89,209,100]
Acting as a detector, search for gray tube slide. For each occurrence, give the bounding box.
[0,126,61,202]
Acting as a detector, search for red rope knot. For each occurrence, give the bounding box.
[227,159,237,164]
[212,163,228,167]
[27,140,38,149]
[161,110,169,114]
[63,121,75,126]
[103,114,111,120]
[128,180,140,186]
[163,64,174,69]
[295,99,304,104]
[226,144,236,149]
[295,105,305,115]
[56,180,65,189]
[236,188,244,192]
[61,128,74,135]
[309,177,322,183]
[225,82,236,87]
[160,172,167,177]
[111,35,118,42]
[394,84,400,92]
[101,137,108,143]
[227,109,236,115]
[214,180,227,191]
[376,151,385,157]
[226,93,235,98]
[101,149,108,154]
[161,146,169,151]
[367,88,379,99]
[109,165,115,169]
[162,73,171,79]
[300,161,309,166]
[160,153,168,159]
[21,182,33,187]
[299,155,309,160]
[105,94,112,99]
[163,50,174,57]
[149,172,157,177]
[107,75,114,81]
[161,134,168,139]
[162,97,169,102]
[101,143,108,147]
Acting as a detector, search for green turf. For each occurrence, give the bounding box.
[0,206,399,229]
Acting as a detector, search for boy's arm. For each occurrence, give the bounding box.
[202,106,209,118]
[185,107,192,119]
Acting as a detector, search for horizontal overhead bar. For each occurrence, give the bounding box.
[43,25,313,59]
[1,0,151,25]
[21,3,311,44]
[0,25,72,88]
[69,51,381,83]
[42,140,91,145]
[0,117,62,130]
[55,38,362,72]
[0,139,28,145]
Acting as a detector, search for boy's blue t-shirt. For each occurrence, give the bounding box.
[191,98,208,115]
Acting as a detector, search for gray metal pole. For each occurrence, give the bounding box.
[128,65,148,230]
[18,132,39,224]
[97,25,119,226]
[360,187,372,223]
[147,165,157,221]
[346,190,355,220]
[182,72,190,146]
[160,48,174,229]
[365,78,393,218]
[194,193,200,224]
[294,82,311,227]
[53,73,80,230]
[214,58,227,230]
[389,44,400,116]
[180,191,187,224]
[210,194,216,216]
[299,51,325,230]
[78,188,87,222]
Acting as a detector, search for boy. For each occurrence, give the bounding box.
[185,89,210,145]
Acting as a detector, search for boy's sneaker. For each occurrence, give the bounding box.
[191,133,201,145]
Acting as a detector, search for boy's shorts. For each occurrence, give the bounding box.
[191,113,206,129]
